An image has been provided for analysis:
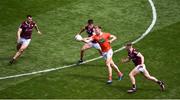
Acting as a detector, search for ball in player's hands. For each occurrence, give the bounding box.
[75,34,83,41]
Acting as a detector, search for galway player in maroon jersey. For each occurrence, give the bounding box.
[76,19,101,64]
[121,43,165,93]
[9,15,42,64]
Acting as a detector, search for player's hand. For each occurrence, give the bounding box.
[108,40,112,44]
[37,31,42,35]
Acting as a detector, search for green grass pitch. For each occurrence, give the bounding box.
[0,0,179,99]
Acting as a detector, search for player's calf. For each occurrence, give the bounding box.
[10,48,26,64]
[16,44,22,51]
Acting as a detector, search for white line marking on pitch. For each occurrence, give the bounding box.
[0,0,157,80]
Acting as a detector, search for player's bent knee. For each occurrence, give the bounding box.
[129,71,136,77]
[81,47,87,51]
[19,47,27,53]
[129,73,133,77]
[19,49,24,53]
[106,61,111,65]
[110,63,114,67]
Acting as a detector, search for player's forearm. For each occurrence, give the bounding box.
[78,29,85,35]
[35,25,40,32]
[82,38,91,43]
[17,31,20,37]
[141,56,144,64]
[110,35,117,43]
[35,24,42,34]
[17,28,22,39]
[111,37,116,42]
[122,57,130,63]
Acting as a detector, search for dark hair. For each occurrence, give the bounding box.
[126,42,133,46]
[87,19,93,24]
[27,15,32,18]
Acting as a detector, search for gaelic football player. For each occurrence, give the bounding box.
[76,19,101,64]
[121,43,165,93]
[82,26,123,84]
[9,15,42,64]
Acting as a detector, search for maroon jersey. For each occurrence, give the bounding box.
[85,25,94,37]
[128,48,142,66]
[85,25,97,43]
[19,21,36,39]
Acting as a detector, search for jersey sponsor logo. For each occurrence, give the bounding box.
[98,38,105,43]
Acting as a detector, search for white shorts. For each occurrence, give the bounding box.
[135,64,146,72]
[87,42,101,50]
[102,49,113,60]
[18,38,31,46]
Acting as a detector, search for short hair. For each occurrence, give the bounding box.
[27,15,32,18]
[126,42,133,46]
[95,25,102,29]
[87,19,93,24]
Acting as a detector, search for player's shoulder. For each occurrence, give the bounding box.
[133,48,137,52]
[103,32,110,34]
[19,21,26,28]
[84,24,89,29]
[21,21,36,25]
[21,21,26,25]
[32,21,36,25]
[103,32,111,36]
[133,48,140,54]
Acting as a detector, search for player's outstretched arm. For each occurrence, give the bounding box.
[109,34,117,43]
[121,56,130,63]
[77,27,85,35]
[82,37,92,43]
[35,24,42,35]
[17,28,22,43]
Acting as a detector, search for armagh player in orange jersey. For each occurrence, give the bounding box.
[82,26,123,84]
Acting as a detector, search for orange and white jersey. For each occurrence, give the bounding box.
[91,33,111,52]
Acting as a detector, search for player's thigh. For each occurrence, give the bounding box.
[20,39,31,50]
[130,67,141,76]
[106,56,112,64]
[18,45,28,52]
[107,49,113,58]
[106,52,113,64]
[142,67,151,78]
